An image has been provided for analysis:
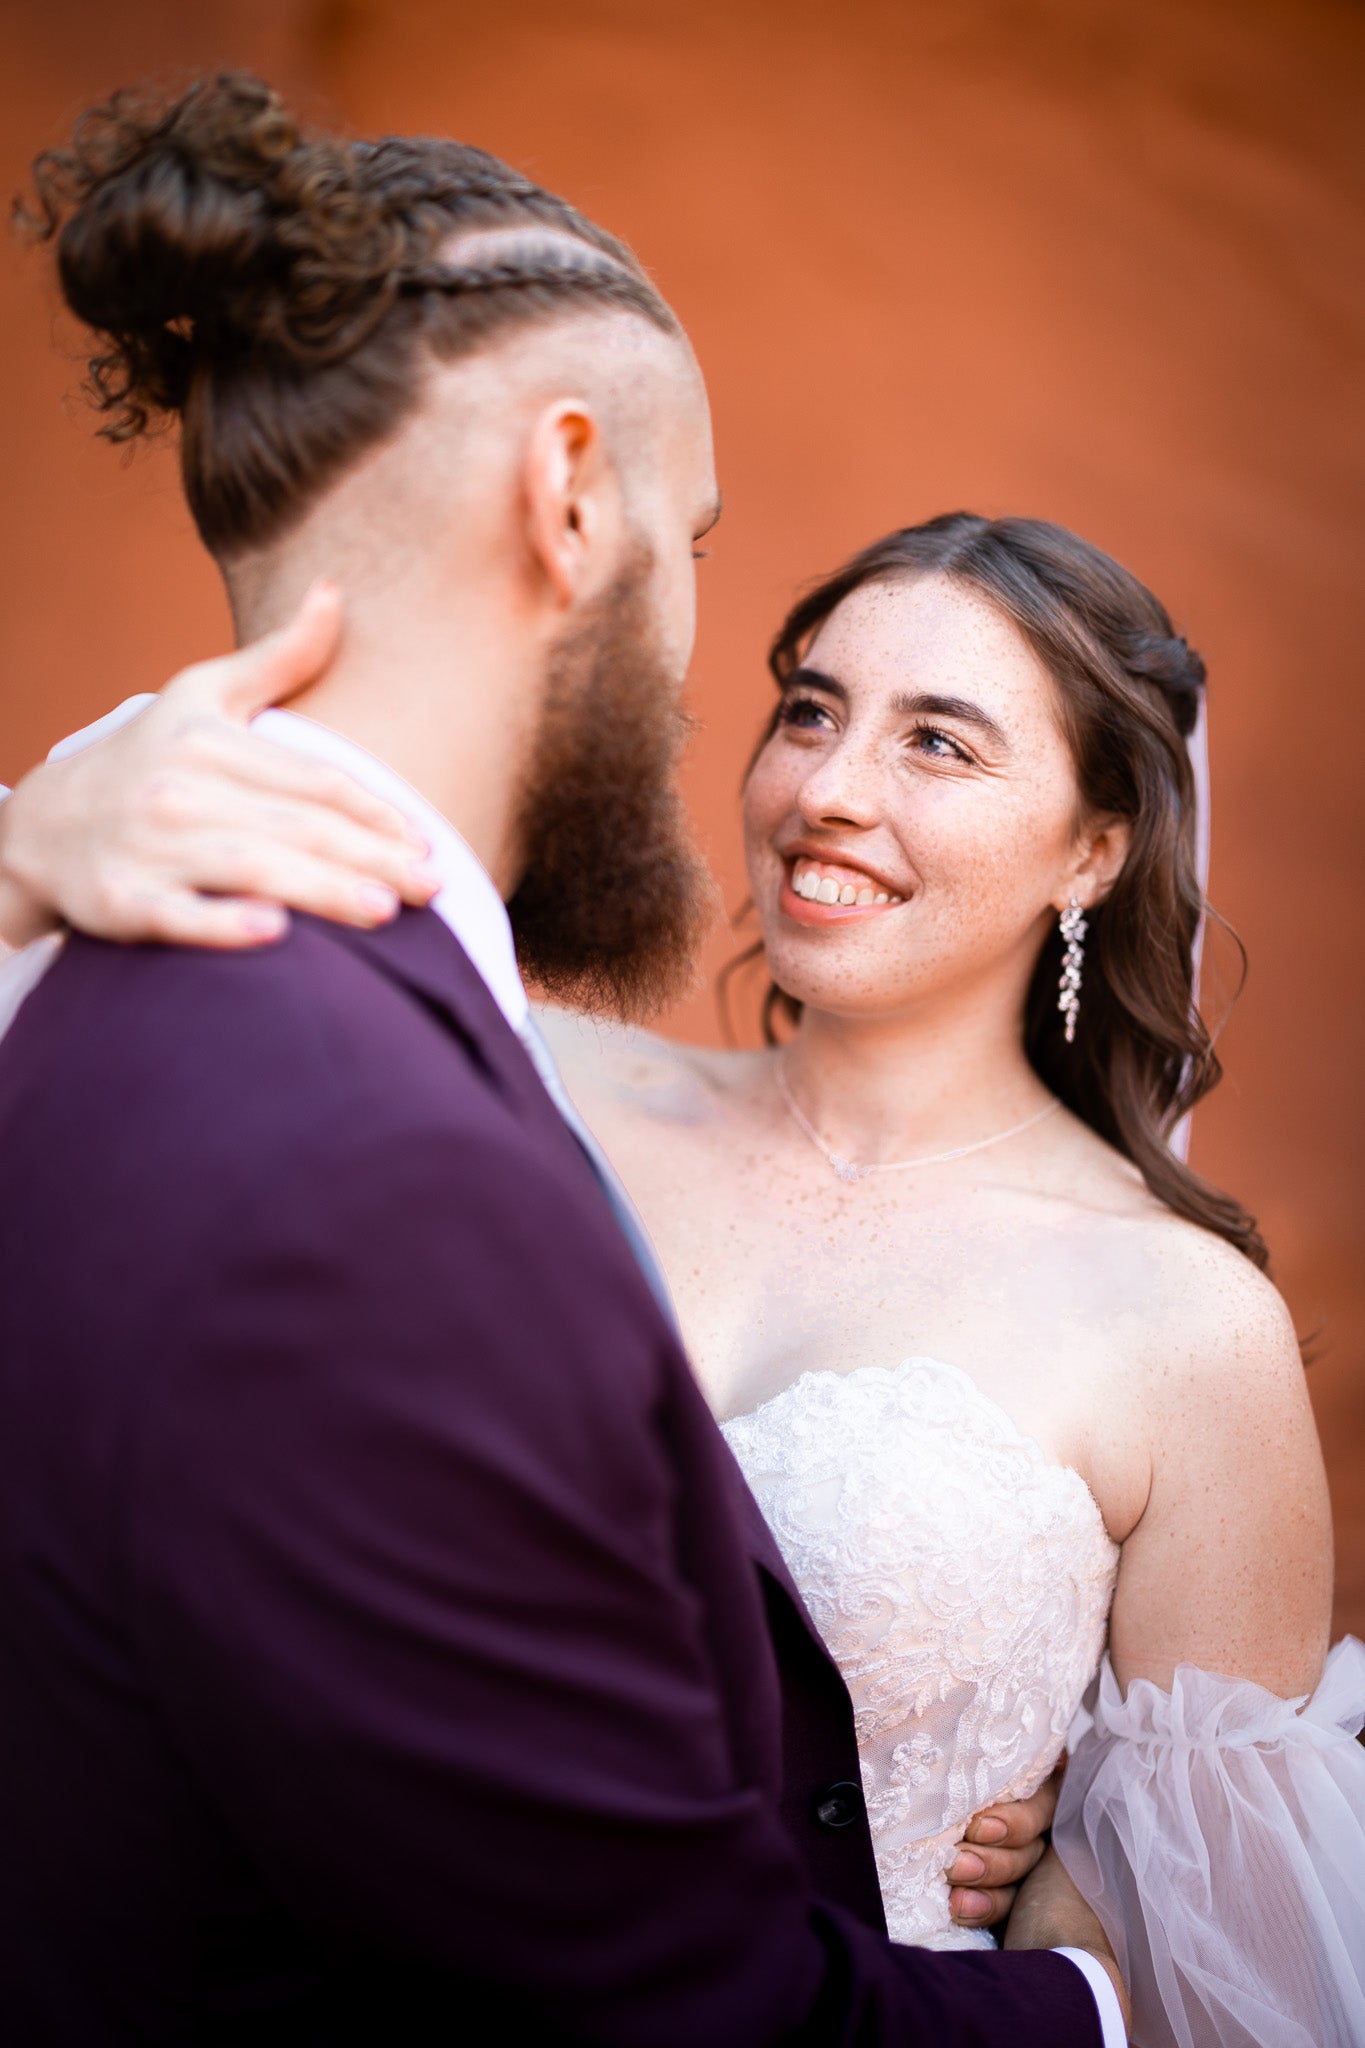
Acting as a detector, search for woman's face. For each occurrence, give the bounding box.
[743,572,1098,1024]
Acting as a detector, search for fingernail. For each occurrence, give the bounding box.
[358,884,399,919]
[949,1852,985,1883]
[955,1890,991,1920]
[403,824,431,853]
[975,1817,1007,1843]
[242,906,286,939]
[407,860,440,891]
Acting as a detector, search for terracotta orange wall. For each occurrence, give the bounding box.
[3,0,1363,1627]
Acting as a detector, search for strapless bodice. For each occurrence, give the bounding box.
[721,1356,1119,1949]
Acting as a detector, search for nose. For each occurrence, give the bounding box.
[794,734,883,832]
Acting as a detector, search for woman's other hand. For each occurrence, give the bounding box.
[0,582,438,951]
[946,1761,1060,1927]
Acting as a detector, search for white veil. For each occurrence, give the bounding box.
[1168,697,1211,1164]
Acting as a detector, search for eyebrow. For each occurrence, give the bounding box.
[788,666,1011,751]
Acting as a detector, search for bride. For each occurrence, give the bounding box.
[3,511,1363,2045]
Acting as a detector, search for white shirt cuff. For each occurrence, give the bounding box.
[1052,1947,1126,2047]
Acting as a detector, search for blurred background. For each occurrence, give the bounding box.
[2,0,1362,1630]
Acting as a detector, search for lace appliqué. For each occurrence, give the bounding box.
[722,1357,1119,1949]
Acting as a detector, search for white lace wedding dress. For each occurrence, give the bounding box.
[722,1355,1365,2047]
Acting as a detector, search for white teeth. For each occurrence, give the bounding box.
[791,862,905,907]
[789,860,908,909]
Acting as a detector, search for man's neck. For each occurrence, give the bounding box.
[240,592,539,899]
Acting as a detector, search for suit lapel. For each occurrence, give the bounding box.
[309,909,844,1681]
[312,908,567,1146]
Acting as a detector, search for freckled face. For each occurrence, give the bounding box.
[742,573,1087,1020]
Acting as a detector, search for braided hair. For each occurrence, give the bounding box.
[744,512,1267,1269]
[18,71,679,553]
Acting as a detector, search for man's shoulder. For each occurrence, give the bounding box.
[1,911,664,1339]
[0,913,629,1332]
[28,912,470,1063]
[0,912,514,1175]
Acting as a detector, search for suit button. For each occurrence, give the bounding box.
[812,1780,864,1830]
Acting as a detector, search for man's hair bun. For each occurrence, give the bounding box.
[18,72,677,552]
[21,73,404,444]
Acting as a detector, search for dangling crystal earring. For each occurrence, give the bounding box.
[1058,896,1088,1044]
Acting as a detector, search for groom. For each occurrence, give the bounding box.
[0,79,1123,2043]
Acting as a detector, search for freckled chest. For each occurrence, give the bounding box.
[606,1097,1134,1453]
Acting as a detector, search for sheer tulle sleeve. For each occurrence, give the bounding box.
[1054,1637,1365,2047]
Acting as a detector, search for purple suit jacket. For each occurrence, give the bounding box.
[0,908,1099,2045]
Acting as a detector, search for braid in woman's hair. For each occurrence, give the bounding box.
[1115,631,1207,739]
[17,72,678,554]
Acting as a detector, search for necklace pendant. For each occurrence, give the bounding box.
[832,1155,865,1184]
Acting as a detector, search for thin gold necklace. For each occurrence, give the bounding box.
[776,1061,1060,1184]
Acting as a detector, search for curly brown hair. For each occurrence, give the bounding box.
[18,71,679,555]
[729,512,1267,1269]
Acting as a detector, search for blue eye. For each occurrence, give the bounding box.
[911,723,972,764]
[778,692,835,730]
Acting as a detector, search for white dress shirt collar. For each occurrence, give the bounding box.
[255,713,683,1325]
[251,708,529,1037]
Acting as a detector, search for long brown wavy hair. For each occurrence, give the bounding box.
[727,512,1267,1269]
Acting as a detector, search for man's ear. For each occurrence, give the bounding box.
[1061,814,1132,911]
[521,399,618,607]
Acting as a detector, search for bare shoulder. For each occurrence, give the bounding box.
[532,1003,764,1127]
[1042,1115,1302,1405]
[1103,1182,1330,1694]
[1141,1210,1294,1363]
[1117,1205,1308,1446]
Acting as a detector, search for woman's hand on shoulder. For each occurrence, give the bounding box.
[1111,1232,1332,1699]
[0,583,437,952]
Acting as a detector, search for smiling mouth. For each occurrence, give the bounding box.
[786,857,906,911]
